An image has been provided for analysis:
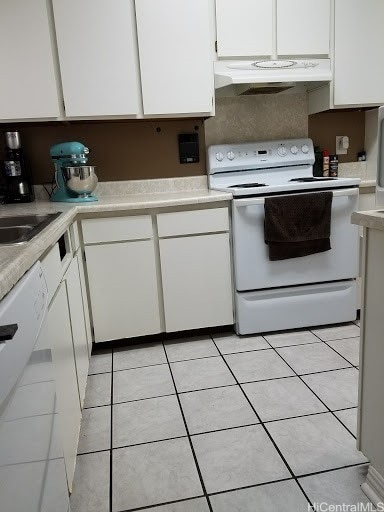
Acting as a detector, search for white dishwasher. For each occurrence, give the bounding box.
[0,262,70,512]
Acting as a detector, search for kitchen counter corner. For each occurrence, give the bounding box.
[352,210,384,231]
[0,186,232,302]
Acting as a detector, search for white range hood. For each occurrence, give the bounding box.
[214,59,332,94]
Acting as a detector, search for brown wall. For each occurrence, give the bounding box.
[308,110,366,163]
[0,119,206,184]
[1,104,367,186]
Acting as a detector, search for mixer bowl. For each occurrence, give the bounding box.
[63,166,98,197]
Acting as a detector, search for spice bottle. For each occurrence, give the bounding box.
[330,155,339,177]
[322,150,330,177]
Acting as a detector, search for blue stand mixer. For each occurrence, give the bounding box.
[50,141,98,203]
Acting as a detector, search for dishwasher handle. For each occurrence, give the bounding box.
[234,187,359,207]
[0,324,18,343]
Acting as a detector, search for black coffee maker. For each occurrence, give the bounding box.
[2,131,34,203]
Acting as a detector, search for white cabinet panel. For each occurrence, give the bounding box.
[160,233,233,332]
[82,215,153,244]
[135,0,213,115]
[77,251,93,358]
[47,282,81,489]
[0,0,60,120]
[277,0,330,56]
[216,0,273,58]
[65,255,89,409]
[157,208,229,237]
[85,240,161,342]
[70,221,81,254]
[358,229,384,472]
[334,0,384,106]
[52,0,141,117]
[41,243,63,305]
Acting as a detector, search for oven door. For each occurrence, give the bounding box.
[232,188,359,291]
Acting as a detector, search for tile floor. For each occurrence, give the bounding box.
[70,321,375,512]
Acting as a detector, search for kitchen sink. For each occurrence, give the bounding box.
[0,213,61,245]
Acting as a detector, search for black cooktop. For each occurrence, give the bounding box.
[229,183,267,188]
[290,177,337,182]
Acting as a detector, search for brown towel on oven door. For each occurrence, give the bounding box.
[264,191,333,261]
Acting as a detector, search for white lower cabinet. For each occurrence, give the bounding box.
[85,240,161,342]
[46,282,81,490]
[159,233,233,332]
[82,206,233,341]
[65,255,89,408]
[40,227,91,491]
[76,250,93,358]
[358,226,384,504]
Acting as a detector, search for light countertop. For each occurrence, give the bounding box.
[0,183,231,302]
[352,209,384,231]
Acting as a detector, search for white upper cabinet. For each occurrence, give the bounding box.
[215,0,273,58]
[334,0,384,106]
[52,0,141,117]
[277,0,330,56]
[135,0,214,115]
[0,0,61,120]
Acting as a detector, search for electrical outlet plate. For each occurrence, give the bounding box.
[336,136,348,155]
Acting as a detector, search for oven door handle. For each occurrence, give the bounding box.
[234,187,359,207]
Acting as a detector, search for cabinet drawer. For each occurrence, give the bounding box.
[157,208,229,237]
[82,215,153,244]
[40,231,72,304]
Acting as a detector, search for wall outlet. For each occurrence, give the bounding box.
[336,135,349,155]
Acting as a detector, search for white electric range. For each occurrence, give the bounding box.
[208,138,361,335]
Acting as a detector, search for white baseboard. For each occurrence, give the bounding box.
[361,465,384,508]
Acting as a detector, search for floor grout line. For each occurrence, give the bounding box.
[297,461,368,479]
[115,495,206,512]
[109,346,114,512]
[161,341,214,512]
[206,476,294,497]
[268,343,361,445]
[310,330,360,369]
[209,335,314,509]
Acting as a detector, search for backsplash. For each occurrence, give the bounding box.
[308,110,366,164]
[0,119,206,185]
[1,95,373,187]
[205,93,308,146]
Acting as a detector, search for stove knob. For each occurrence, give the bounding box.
[227,151,235,161]
[277,145,287,157]
[290,145,299,155]
[301,144,309,154]
[215,152,224,162]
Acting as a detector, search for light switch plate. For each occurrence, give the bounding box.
[336,135,348,155]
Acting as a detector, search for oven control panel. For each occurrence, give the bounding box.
[208,138,314,174]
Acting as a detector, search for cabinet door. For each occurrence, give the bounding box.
[135,0,213,115]
[159,233,233,332]
[85,240,161,342]
[77,250,93,357]
[65,255,89,409]
[216,0,273,58]
[334,0,384,106]
[0,0,60,120]
[277,0,330,56]
[52,0,141,117]
[47,282,81,490]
